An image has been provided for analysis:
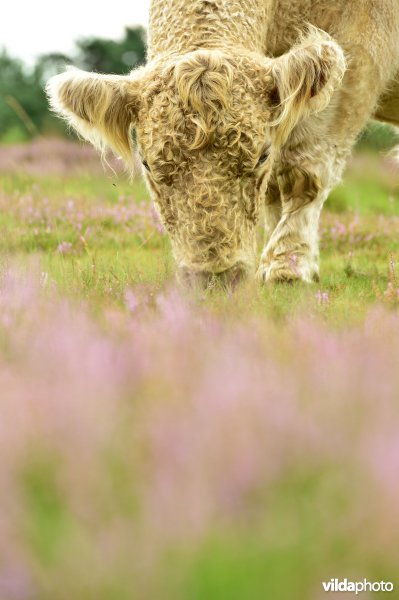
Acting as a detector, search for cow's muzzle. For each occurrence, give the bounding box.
[178,262,250,291]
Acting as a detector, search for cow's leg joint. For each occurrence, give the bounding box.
[258,163,328,284]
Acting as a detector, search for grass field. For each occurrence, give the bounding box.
[0,138,399,599]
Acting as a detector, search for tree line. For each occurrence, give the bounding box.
[0,27,146,141]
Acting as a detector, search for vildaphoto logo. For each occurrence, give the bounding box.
[322,579,394,594]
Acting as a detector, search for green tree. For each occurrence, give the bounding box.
[0,50,47,140]
[76,27,146,74]
[0,27,146,140]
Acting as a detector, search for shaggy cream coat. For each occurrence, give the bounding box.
[47,0,399,286]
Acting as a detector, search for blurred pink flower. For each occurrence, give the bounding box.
[0,266,398,597]
[57,241,73,256]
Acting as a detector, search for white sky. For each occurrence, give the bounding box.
[1,1,151,65]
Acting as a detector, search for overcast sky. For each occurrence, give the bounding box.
[1,1,151,64]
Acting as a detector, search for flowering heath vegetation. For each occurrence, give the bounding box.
[0,140,398,599]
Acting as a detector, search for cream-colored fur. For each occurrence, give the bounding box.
[375,74,399,127]
[47,0,399,287]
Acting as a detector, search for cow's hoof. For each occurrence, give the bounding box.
[256,259,319,284]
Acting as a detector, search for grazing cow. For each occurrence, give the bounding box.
[47,0,399,288]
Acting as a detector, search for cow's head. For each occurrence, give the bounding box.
[47,29,345,289]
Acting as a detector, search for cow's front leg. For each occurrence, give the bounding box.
[257,164,329,284]
[264,172,282,241]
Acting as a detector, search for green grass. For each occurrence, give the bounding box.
[0,170,147,200]
[1,152,398,325]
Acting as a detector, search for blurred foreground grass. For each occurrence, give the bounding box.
[0,139,399,600]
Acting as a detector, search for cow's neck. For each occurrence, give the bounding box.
[148,0,271,60]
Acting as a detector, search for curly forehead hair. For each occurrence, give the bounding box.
[139,50,271,170]
[172,50,235,150]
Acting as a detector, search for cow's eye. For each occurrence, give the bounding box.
[142,159,150,172]
[257,150,270,168]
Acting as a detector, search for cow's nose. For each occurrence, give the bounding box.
[178,263,249,291]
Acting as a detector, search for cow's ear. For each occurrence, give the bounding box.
[267,28,346,146]
[46,68,143,165]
